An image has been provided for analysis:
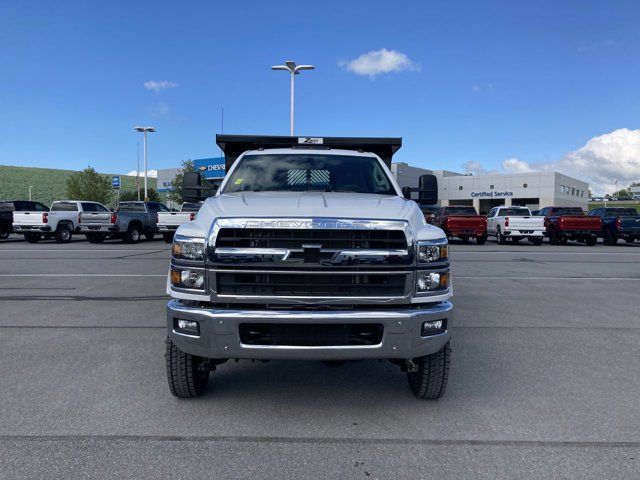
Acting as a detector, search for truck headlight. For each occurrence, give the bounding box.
[416,271,449,292]
[171,267,205,290]
[172,236,205,261]
[417,239,448,264]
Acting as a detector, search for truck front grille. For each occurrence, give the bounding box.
[216,271,407,297]
[239,323,384,346]
[215,228,407,250]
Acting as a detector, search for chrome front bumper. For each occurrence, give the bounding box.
[167,299,452,361]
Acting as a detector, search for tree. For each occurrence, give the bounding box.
[66,167,113,204]
[617,188,630,198]
[118,188,161,202]
[167,159,195,204]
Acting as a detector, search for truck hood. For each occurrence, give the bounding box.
[205,192,415,220]
[178,192,446,241]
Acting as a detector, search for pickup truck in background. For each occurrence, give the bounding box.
[486,206,545,245]
[109,201,168,243]
[0,200,50,239]
[418,204,439,224]
[76,202,115,243]
[588,207,640,245]
[537,206,601,245]
[157,202,202,243]
[12,200,109,243]
[433,205,487,244]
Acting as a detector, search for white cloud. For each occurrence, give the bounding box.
[341,49,419,77]
[502,157,535,173]
[467,128,640,195]
[126,170,157,178]
[143,80,178,93]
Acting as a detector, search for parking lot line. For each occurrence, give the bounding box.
[1,434,638,448]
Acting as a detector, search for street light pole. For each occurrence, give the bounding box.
[271,61,315,136]
[134,126,156,201]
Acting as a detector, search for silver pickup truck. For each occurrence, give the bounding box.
[157,202,202,243]
[165,135,453,400]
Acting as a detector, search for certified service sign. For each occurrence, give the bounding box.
[194,157,226,180]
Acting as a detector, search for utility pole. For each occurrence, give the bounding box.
[134,126,156,201]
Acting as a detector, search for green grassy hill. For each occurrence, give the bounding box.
[0,165,158,207]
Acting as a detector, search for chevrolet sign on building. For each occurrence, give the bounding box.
[194,157,226,180]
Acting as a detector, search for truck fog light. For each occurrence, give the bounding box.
[171,268,205,290]
[174,318,200,336]
[421,319,447,336]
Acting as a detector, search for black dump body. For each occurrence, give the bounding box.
[216,134,402,170]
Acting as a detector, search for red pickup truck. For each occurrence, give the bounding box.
[434,205,487,244]
[536,206,601,245]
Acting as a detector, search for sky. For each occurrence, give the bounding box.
[0,0,639,194]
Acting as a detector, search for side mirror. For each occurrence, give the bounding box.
[182,172,204,202]
[418,174,438,205]
[402,186,412,199]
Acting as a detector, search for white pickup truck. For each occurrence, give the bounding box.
[157,202,202,243]
[165,135,453,400]
[12,200,111,243]
[486,206,544,245]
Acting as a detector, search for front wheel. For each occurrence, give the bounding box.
[624,237,636,244]
[407,341,451,400]
[496,228,506,245]
[163,232,174,243]
[476,234,487,245]
[549,229,561,245]
[165,338,210,398]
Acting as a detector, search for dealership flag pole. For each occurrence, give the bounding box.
[134,126,156,202]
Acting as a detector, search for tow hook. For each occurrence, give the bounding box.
[404,358,419,373]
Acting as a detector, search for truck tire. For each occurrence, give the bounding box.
[24,232,42,243]
[530,237,543,245]
[407,341,451,400]
[585,236,597,246]
[0,231,9,240]
[511,237,521,244]
[460,236,469,244]
[123,224,141,244]
[163,232,174,243]
[144,233,155,241]
[476,234,487,245]
[55,224,73,243]
[624,237,636,244]
[496,228,506,245]
[165,338,210,398]
[549,229,561,245]
[603,229,618,246]
[85,233,106,243]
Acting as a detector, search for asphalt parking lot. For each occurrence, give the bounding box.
[0,236,639,479]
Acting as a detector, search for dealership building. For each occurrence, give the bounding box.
[159,156,589,214]
[392,163,589,213]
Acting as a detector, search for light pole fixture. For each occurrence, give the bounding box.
[271,60,315,136]
[134,126,156,201]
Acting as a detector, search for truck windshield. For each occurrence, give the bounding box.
[181,203,202,212]
[605,208,637,216]
[222,154,395,195]
[499,208,531,216]
[118,203,145,212]
[51,202,78,211]
[445,207,477,215]
[554,208,584,215]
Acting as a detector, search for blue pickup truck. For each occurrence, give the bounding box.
[588,207,640,245]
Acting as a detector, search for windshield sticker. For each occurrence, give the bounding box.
[234,178,244,185]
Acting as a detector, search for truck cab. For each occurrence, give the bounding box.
[165,135,453,400]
